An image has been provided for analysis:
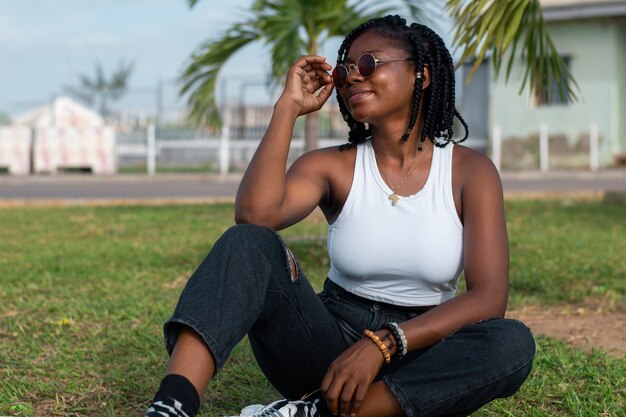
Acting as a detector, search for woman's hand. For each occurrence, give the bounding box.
[320,337,385,417]
[279,55,334,116]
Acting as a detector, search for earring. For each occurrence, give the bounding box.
[416,72,422,79]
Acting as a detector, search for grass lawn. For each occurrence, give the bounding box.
[0,200,624,416]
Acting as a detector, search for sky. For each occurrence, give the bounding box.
[0,0,269,116]
[0,1,450,118]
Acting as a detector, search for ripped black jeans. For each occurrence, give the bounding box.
[164,224,536,417]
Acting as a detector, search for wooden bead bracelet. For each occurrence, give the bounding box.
[363,329,391,364]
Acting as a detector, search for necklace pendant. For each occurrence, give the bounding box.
[389,193,399,206]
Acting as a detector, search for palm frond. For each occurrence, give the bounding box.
[448,0,579,102]
[95,63,106,91]
[109,61,134,100]
[399,0,435,26]
[180,23,260,127]
[323,2,389,33]
[63,85,95,106]
[254,2,307,78]
[78,74,96,92]
[181,0,439,131]
[65,60,133,112]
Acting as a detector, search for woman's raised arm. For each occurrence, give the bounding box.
[235,55,334,229]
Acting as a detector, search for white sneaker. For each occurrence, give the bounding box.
[226,398,321,417]
[239,404,265,415]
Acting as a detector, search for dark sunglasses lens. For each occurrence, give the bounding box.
[332,66,347,88]
[358,53,376,78]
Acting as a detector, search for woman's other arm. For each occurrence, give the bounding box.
[399,147,509,348]
[320,147,509,415]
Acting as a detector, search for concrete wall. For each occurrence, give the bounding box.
[490,18,624,166]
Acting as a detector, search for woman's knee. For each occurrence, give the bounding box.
[482,318,536,372]
[218,224,284,256]
[221,224,298,282]
[222,223,276,243]
[494,319,536,395]
[458,318,536,398]
[503,319,536,358]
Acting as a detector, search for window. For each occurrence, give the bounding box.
[534,56,572,106]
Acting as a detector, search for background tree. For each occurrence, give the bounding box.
[0,112,11,126]
[65,61,134,119]
[183,0,576,151]
[181,0,429,151]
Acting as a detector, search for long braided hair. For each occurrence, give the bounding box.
[336,15,468,150]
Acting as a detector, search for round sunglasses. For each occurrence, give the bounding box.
[332,52,415,89]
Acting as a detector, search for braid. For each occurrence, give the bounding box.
[402,30,427,143]
[336,15,407,149]
[337,96,370,151]
[336,21,375,150]
[411,23,469,147]
[336,15,469,150]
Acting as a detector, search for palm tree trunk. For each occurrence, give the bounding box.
[304,36,320,152]
[304,113,319,152]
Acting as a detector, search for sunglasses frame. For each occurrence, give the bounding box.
[332,52,415,89]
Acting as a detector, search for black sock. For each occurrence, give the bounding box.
[145,374,200,417]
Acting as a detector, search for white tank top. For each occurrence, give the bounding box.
[327,139,464,306]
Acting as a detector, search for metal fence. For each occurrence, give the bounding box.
[117,102,349,174]
[1,77,614,174]
[61,79,352,173]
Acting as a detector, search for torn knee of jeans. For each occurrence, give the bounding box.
[285,248,299,282]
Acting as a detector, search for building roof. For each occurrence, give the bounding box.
[541,0,626,20]
[14,96,104,129]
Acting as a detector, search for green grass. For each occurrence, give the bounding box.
[0,200,624,416]
[506,199,625,310]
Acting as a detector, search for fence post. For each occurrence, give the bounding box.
[492,125,501,172]
[590,123,599,172]
[539,123,549,173]
[147,123,156,176]
[219,117,230,175]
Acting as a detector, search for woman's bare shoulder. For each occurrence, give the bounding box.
[453,144,492,165]
[453,145,499,179]
[452,144,503,202]
[290,143,357,174]
[307,143,357,159]
[289,144,357,218]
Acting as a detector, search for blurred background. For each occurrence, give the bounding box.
[0,0,625,176]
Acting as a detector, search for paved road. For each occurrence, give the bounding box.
[0,174,240,206]
[499,170,626,196]
[0,171,624,206]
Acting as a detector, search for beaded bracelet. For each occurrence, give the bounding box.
[384,322,408,360]
[363,329,391,364]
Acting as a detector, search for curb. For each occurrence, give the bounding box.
[2,191,624,209]
[0,197,236,208]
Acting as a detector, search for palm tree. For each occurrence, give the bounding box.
[182,0,576,151]
[181,0,430,151]
[0,112,10,126]
[65,61,134,119]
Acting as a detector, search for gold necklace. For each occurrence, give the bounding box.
[373,141,431,206]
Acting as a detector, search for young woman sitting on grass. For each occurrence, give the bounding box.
[144,15,536,417]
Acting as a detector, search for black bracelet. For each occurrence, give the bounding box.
[384,322,407,360]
